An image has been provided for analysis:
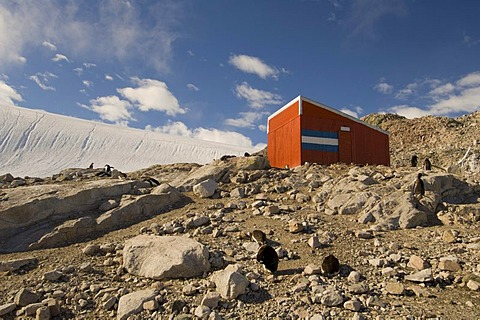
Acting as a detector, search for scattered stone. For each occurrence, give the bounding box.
[344,299,362,312]
[36,306,50,320]
[439,257,462,272]
[467,279,480,291]
[211,266,249,299]
[348,271,362,283]
[0,303,16,316]
[320,290,344,307]
[308,236,323,249]
[348,283,370,295]
[143,299,159,311]
[385,282,405,295]
[201,291,221,309]
[355,230,374,239]
[443,229,457,243]
[288,219,304,233]
[407,255,431,271]
[14,288,40,307]
[304,264,322,275]
[193,179,218,198]
[43,270,63,281]
[405,269,433,283]
[0,257,38,272]
[117,289,157,320]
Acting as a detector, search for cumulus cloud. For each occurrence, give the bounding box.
[187,83,199,91]
[429,83,454,97]
[456,71,480,87]
[374,80,393,94]
[395,82,417,100]
[386,71,480,118]
[146,120,265,150]
[118,77,186,116]
[42,40,56,51]
[80,95,133,124]
[0,81,22,107]
[73,68,83,76]
[235,82,283,109]
[52,53,70,63]
[0,1,182,72]
[29,72,57,91]
[224,111,266,128]
[229,54,281,79]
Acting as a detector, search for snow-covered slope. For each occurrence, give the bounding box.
[0,105,258,177]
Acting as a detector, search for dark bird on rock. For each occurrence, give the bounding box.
[256,245,279,273]
[424,158,432,171]
[411,155,418,167]
[143,177,160,186]
[321,254,340,274]
[413,173,425,198]
[88,162,94,169]
[250,229,267,245]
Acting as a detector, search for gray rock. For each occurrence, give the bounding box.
[83,244,100,256]
[407,255,431,271]
[385,282,405,295]
[320,290,344,307]
[0,257,38,272]
[35,306,50,320]
[14,288,40,307]
[0,303,16,316]
[43,270,63,281]
[405,268,433,282]
[193,179,218,198]
[344,299,362,311]
[123,235,210,279]
[201,291,221,309]
[117,289,156,320]
[212,266,249,299]
[194,305,211,319]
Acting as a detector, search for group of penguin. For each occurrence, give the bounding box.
[411,155,432,199]
[251,229,340,275]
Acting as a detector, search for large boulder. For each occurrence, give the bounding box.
[211,265,249,300]
[123,235,210,279]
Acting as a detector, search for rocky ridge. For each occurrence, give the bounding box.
[0,112,480,319]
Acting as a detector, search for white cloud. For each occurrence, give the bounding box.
[52,53,70,63]
[42,40,57,51]
[73,68,83,76]
[340,106,363,118]
[387,105,431,118]
[258,124,267,132]
[0,81,22,107]
[429,86,480,115]
[83,62,96,68]
[229,54,280,79]
[29,72,57,91]
[0,1,182,72]
[224,112,265,128]
[374,81,393,94]
[146,121,265,150]
[82,80,93,88]
[118,77,186,116]
[429,83,454,97]
[187,83,199,91]
[395,82,417,100]
[80,95,134,124]
[235,82,283,109]
[456,71,480,87]
[105,74,114,81]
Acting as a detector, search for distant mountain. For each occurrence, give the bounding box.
[0,105,257,177]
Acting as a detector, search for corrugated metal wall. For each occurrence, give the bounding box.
[268,98,390,168]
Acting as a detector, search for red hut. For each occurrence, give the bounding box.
[267,96,390,168]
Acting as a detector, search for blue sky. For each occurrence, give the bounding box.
[1,0,480,149]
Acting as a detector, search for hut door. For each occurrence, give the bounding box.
[338,128,352,164]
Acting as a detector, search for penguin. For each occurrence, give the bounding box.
[413,173,425,198]
[104,164,113,174]
[88,163,94,169]
[143,177,160,186]
[321,254,340,274]
[250,229,267,245]
[424,158,432,171]
[256,245,279,273]
[411,155,418,167]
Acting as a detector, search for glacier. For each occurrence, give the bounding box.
[0,105,259,177]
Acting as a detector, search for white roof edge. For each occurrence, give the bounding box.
[267,95,302,133]
[267,95,389,136]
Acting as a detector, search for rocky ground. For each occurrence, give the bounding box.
[1,112,480,320]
